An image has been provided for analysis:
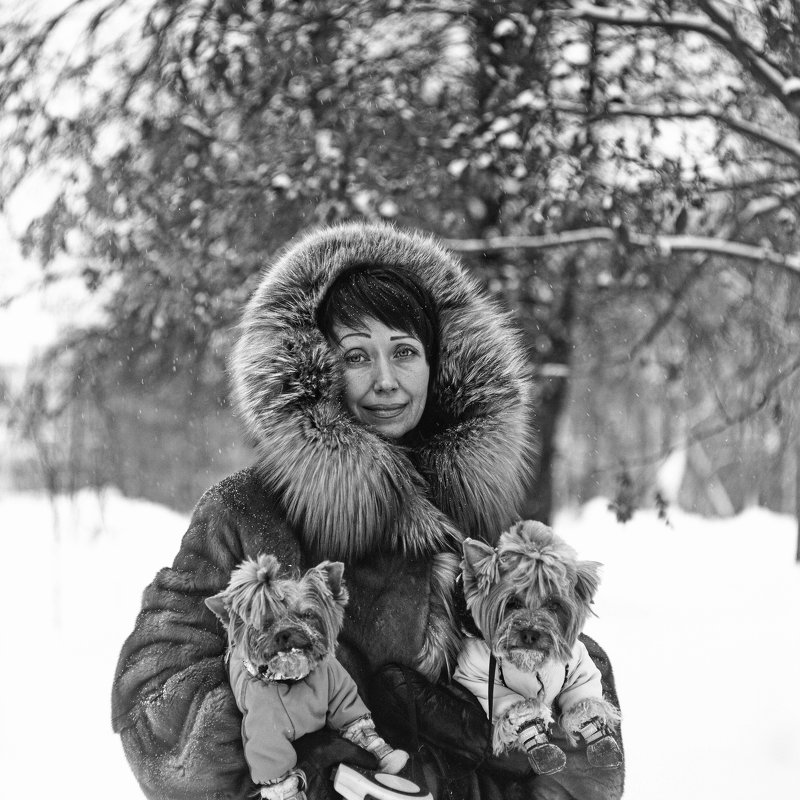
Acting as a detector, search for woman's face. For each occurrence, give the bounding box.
[333,317,430,439]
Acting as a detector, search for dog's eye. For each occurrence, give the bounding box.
[498,555,518,570]
[543,599,561,612]
[300,610,316,620]
[505,597,523,611]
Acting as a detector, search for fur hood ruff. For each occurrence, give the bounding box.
[231,222,534,564]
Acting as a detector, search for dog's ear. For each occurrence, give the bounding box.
[314,560,348,606]
[205,592,231,627]
[574,560,602,605]
[463,538,496,570]
[462,538,498,594]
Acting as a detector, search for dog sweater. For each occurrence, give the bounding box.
[454,637,603,721]
[228,643,370,784]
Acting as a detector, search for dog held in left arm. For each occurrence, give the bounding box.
[453,520,623,776]
[205,555,408,800]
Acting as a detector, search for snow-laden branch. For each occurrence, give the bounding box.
[559,2,733,43]
[561,1,794,111]
[551,100,800,162]
[695,0,800,114]
[614,104,800,161]
[443,228,800,277]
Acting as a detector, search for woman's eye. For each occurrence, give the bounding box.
[395,345,418,358]
[343,350,367,364]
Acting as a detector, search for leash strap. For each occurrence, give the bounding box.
[488,652,497,722]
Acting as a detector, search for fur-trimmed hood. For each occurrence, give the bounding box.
[231,222,534,561]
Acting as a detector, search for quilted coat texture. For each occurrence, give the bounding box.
[111,222,622,800]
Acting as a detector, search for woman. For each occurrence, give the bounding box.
[111,222,623,800]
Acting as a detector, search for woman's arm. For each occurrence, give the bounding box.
[112,470,308,800]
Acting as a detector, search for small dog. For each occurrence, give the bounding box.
[206,554,408,800]
[453,520,622,775]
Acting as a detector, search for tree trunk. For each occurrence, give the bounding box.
[520,375,569,524]
[519,255,579,525]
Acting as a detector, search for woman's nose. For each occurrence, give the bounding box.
[373,358,398,392]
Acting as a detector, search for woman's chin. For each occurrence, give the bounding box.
[366,417,414,439]
[369,419,411,439]
[357,408,419,439]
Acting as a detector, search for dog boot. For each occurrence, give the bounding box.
[575,717,623,769]
[342,715,409,774]
[517,718,567,775]
[259,770,306,800]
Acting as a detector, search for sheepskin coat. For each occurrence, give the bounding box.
[111,222,619,800]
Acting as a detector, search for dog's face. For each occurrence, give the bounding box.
[462,521,601,672]
[205,554,348,681]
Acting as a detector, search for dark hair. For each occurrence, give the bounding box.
[316,264,440,380]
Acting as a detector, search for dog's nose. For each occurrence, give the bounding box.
[519,628,541,647]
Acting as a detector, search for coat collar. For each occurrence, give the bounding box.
[231,222,535,562]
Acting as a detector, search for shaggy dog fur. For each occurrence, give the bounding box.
[206,554,407,795]
[457,521,622,771]
[206,554,348,680]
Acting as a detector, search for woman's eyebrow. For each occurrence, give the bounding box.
[338,331,370,341]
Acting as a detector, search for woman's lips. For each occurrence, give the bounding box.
[363,403,407,419]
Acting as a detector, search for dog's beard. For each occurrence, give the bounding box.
[492,611,571,672]
[243,621,331,682]
[261,648,314,681]
[501,646,546,671]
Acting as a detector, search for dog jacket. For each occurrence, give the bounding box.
[454,636,604,721]
[228,640,370,784]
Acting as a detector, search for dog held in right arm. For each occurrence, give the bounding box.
[206,554,408,800]
[454,521,622,776]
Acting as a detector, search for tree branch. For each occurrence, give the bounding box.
[560,2,793,111]
[443,228,800,278]
[695,0,800,116]
[625,185,800,357]
[592,351,800,475]
[551,100,800,162]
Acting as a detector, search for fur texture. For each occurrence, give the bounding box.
[112,224,554,800]
[463,521,601,670]
[459,520,621,763]
[231,222,534,563]
[205,554,348,680]
[492,697,552,755]
[560,698,622,748]
[207,555,409,785]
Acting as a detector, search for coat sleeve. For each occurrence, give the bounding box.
[111,477,299,800]
[557,639,605,712]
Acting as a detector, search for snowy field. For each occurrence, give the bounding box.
[0,488,798,800]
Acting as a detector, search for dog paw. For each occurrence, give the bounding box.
[526,742,567,775]
[492,698,551,754]
[560,697,620,746]
[586,735,623,769]
[378,748,409,774]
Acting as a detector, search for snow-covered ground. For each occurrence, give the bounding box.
[0,489,798,799]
